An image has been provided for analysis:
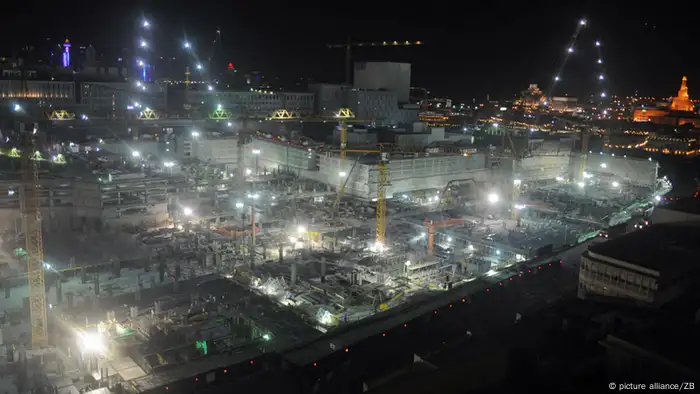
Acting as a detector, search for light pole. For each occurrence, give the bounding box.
[248,193,259,268]
[252,149,261,176]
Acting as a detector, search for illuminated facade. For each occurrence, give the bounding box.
[516,84,546,107]
[632,76,699,127]
[62,39,71,68]
[670,76,694,112]
[0,80,74,100]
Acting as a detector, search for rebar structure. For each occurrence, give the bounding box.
[21,127,48,348]
[376,152,390,245]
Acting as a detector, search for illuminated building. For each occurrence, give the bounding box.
[516,84,546,107]
[632,76,700,127]
[62,39,71,68]
[670,76,694,112]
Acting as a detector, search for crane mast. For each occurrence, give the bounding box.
[21,125,48,348]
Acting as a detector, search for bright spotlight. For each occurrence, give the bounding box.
[191,131,200,137]
[245,168,252,175]
[567,47,574,53]
[492,122,499,128]
[140,40,147,48]
[297,225,306,233]
[338,171,347,177]
[137,60,144,67]
[208,85,214,91]
[601,92,607,98]
[612,181,619,188]
[235,202,244,208]
[579,19,586,26]
[131,151,140,157]
[163,161,174,168]
[183,207,193,216]
[252,149,261,155]
[196,64,203,70]
[577,181,585,188]
[654,195,661,202]
[595,41,600,47]
[487,193,499,204]
[79,332,105,353]
[183,41,191,49]
[227,122,232,127]
[142,20,150,28]
[600,163,607,168]
[13,104,21,112]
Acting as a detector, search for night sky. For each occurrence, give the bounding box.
[3,1,697,101]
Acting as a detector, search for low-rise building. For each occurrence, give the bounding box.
[578,222,700,305]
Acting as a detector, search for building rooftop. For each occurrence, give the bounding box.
[588,222,700,275]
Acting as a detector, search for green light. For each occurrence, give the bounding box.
[262,334,271,341]
[196,340,208,355]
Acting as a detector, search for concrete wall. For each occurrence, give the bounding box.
[250,139,317,171]
[570,154,658,187]
[353,62,411,103]
[651,208,700,224]
[520,155,571,182]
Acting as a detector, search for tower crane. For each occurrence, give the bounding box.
[269,108,371,201]
[326,39,423,85]
[21,124,48,348]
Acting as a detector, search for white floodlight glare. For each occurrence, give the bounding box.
[252,149,261,155]
[600,163,607,168]
[297,225,306,233]
[487,193,499,204]
[612,181,619,188]
[183,207,193,216]
[245,168,252,175]
[577,181,585,188]
[654,195,661,202]
[338,171,347,177]
[235,202,244,208]
[131,151,140,157]
[184,41,190,49]
[79,332,105,353]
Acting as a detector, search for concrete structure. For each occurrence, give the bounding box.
[570,153,658,187]
[80,82,167,117]
[188,90,314,118]
[578,222,700,305]
[0,80,74,101]
[353,62,411,103]
[310,83,418,125]
[181,135,240,168]
[651,198,700,224]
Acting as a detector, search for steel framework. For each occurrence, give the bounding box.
[21,128,48,348]
[209,108,233,120]
[137,107,159,120]
[48,110,73,120]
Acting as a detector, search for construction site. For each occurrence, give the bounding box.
[0,110,668,394]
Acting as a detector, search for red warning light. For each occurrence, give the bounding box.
[227,62,234,70]
[486,288,490,292]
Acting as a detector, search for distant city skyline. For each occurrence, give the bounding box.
[1,2,697,101]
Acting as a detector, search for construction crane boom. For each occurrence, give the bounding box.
[326,39,423,85]
[21,124,48,348]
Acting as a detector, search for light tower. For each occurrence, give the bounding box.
[61,39,71,68]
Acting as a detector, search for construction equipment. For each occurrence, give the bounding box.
[423,219,466,256]
[326,39,423,85]
[21,124,48,348]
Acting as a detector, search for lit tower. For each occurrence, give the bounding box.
[62,39,71,68]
